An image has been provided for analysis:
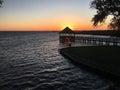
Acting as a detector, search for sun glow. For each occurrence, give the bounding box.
[61,24,74,30]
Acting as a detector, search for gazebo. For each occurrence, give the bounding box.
[59,27,75,43]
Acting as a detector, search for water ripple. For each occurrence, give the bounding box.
[0,32,120,90]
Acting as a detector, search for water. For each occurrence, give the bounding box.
[0,32,120,90]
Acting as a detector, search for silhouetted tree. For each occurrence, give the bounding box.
[91,0,120,30]
[0,0,3,7]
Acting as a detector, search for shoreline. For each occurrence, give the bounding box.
[59,46,120,79]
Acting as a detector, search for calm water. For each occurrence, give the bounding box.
[0,32,120,90]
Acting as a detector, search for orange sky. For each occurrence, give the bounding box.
[0,0,110,31]
[0,14,109,31]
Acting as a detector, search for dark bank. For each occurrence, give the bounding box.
[59,46,120,79]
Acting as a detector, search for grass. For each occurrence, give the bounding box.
[64,46,120,60]
[59,46,120,77]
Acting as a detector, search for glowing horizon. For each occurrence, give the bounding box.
[0,0,110,31]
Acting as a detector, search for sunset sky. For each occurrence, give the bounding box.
[0,0,111,31]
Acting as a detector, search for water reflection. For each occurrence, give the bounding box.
[0,32,119,90]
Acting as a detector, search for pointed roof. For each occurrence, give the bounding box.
[60,27,74,34]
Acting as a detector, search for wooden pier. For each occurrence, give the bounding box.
[59,28,120,46]
[75,34,120,46]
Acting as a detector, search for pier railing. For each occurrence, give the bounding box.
[75,34,120,46]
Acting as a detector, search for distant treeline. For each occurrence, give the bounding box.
[74,30,120,37]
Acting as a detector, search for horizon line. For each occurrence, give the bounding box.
[0,29,113,32]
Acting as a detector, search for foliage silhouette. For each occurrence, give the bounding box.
[0,0,3,7]
[91,0,120,30]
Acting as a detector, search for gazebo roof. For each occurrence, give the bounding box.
[60,27,74,34]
